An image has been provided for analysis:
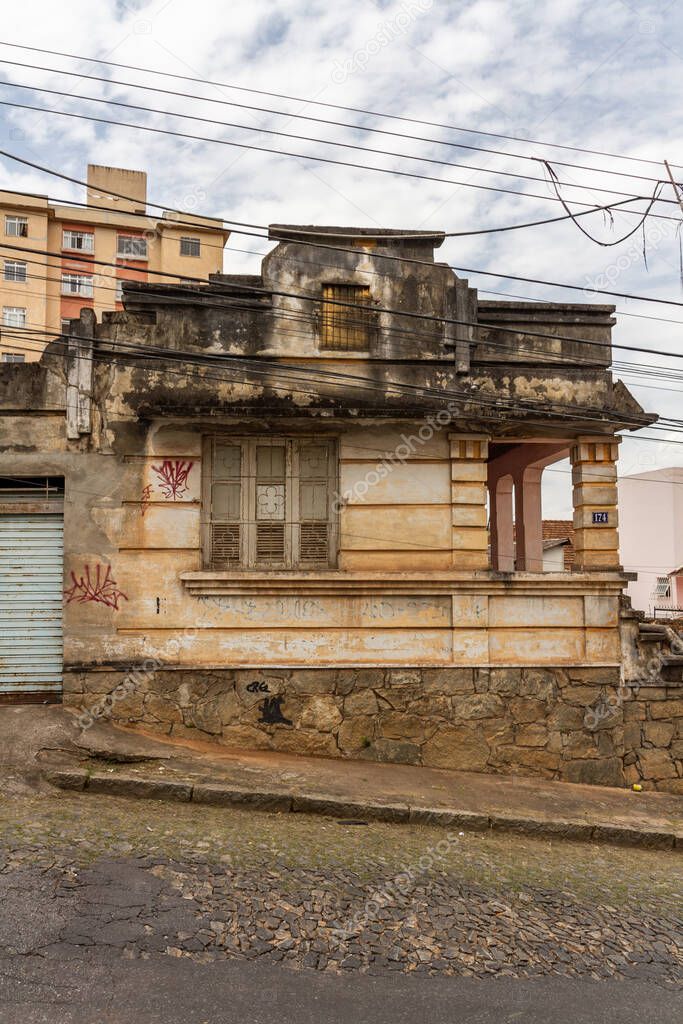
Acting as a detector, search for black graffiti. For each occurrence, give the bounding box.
[259,695,292,726]
[246,680,270,694]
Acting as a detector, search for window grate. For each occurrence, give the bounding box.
[321,284,374,351]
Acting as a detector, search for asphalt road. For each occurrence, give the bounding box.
[0,789,680,1022]
[1,956,681,1024]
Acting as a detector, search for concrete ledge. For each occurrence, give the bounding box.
[193,783,292,813]
[86,773,193,802]
[43,767,683,851]
[42,768,88,791]
[292,796,410,822]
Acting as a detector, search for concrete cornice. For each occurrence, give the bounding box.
[180,570,628,597]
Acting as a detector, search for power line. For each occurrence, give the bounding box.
[0,54,670,189]
[2,39,680,172]
[479,288,683,327]
[5,147,683,314]
[0,72,675,210]
[2,96,680,224]
[8,272,683,408]
[2,240,682,371]
[2,322,655,431]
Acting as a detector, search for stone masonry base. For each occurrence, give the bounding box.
[60,664,679,789]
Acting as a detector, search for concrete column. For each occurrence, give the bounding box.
[491,474,514,572]
[449,433,490,569]
[571,435,621,571]
[514,465,544,572]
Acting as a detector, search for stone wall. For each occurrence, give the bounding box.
[619,610,683,793]
[65,664,626,786]
[623,686,683,793]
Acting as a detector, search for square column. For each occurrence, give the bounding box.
[571,435,621,571]
[514,465,544,572]
[449,433,490,569]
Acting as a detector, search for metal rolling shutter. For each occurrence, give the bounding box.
[0,514,63,697]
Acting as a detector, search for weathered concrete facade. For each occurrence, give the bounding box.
[3,225,678,787]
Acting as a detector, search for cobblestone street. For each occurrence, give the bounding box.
[0,790,681,989]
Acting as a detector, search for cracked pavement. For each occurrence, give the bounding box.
[0,789,681,1022]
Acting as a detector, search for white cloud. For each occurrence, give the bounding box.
[1,0,682,515]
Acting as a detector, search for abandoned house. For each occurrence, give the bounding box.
[2,224,681,791]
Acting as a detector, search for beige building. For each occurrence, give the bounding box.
[0,164,229,362]
[3,225,682,792]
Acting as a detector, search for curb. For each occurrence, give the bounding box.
[41,768,682,851]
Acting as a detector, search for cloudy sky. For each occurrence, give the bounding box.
[1,0,682,515]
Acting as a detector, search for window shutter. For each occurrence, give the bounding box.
[298,443,331,567]
[256,523,286,561]
[255,443,287,565]
[211,523,241,567]
[210,442,243,567]
[300,522,329,566]
[206,437,336,570]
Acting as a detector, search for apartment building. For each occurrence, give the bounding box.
[0,164,229,362]
[619,466,683,615]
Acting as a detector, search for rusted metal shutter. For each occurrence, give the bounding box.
[0,514,63,698]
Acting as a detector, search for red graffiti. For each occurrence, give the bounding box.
[140,483,153,516]
[151,459,193,500]
[64,563,128,610]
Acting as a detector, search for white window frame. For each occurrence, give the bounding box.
[5,215,28,238]
[61,272,94,298]
[115,279,124,302]
[3,260,27,283]
[1,352,25,363]
[653,576,672,599]
[2,306,27,328]
[62,229,94,253]
[117,235,148,259]
[180,236,201,257]
[203,436,338,570]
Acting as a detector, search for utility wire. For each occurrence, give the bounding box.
[2,39,680,172]
[0,322,656,432]
[0,74,675,209]
[9,274,683,406]
[2,240,682,367]
[4,148,683,309]
[2,97,680,223]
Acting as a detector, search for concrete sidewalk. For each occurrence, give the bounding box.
[18,707,681,851]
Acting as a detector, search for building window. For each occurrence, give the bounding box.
[204,437,337,569]
[2,306,26,327]
[115,279,124,302]
[3,260,27,283]
[1,352,25,363]
[653,576,672,599]
[60,318,72,335]
[5,216,28,238]
[61,273,93,298]
[117,235,148,259]
[62,229,94,253]
[180,236,201,257]
[320,283,374,351]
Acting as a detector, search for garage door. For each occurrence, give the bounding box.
[0,514,64,700]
